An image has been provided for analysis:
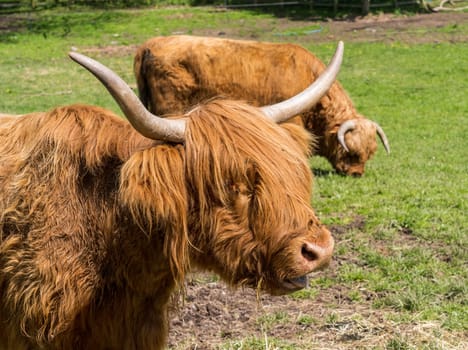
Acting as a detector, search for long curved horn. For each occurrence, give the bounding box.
[337,119,356,152]
[69,52,186,143]
[261,41,344,124]
[374,122,390,154]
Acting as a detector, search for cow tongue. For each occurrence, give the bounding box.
[283,275,309,291]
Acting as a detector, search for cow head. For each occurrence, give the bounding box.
[327,116,390,177]
[69,42,342,295]
[183,101,333,295]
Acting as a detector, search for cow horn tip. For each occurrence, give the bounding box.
[68,52,92,65]
[68,52,89,66]
[68,51,80,60]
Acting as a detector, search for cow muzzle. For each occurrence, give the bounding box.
[274,228,334,294]
[338,165,365,177]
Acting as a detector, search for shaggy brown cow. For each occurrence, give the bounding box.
[134,35,390,176]
[0,45,340,349]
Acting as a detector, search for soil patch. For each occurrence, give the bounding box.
[168,271,465,349]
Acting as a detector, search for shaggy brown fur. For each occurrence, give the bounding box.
[134,35,387,176]
[0,101,333,349]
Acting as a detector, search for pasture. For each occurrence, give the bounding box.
[0,5,467,349]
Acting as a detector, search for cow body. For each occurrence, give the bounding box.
[0,52,335,349]
[134,35,389,176]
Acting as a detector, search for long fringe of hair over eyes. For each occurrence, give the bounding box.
[184,100,313,240]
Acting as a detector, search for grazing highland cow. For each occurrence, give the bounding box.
[134,35,390,176]
[0,44,341,349]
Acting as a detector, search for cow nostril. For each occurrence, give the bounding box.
[351,172,362,177]
[301,243,319,262]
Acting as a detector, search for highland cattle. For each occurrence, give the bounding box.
[0,44,340,349]
[134,35,390,176]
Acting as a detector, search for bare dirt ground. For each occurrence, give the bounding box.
[318,11,467,44]
[169,275,465,350]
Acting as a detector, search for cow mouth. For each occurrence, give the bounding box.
[280,275,309,292]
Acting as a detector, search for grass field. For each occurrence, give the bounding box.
[1,5,467,349]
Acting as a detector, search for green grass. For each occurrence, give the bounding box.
[0,6,276,112]
[307,41,468,332]
[1,4,467,349]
